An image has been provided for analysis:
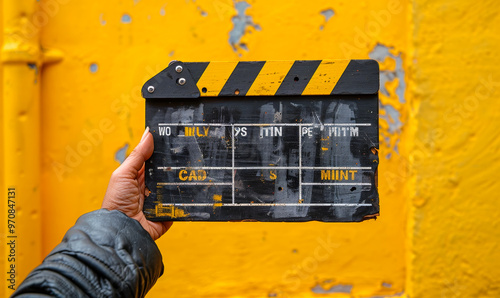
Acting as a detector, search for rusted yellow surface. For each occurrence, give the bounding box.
[2,0,499,297]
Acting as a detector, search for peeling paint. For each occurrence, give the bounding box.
[364,291,405,298]
[369,43,406,158]
[121,13,132,23]
[99,14,106,25]
[381,103,402,134]
[228,1,261,52]
[197,6,208,17]
[319,8,334,30]
[370,44,406,103]
[239,43,248,51]
[114,143,129,164]
[321,9,334,22]
[311,283,352,294]
[27,63,39,84]
[89,63,98,73]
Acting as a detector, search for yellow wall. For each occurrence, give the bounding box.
[409,0,500,296]
[1,0,499,297]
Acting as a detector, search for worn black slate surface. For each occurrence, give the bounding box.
[144,95,379,222]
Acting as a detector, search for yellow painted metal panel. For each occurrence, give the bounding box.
[302,60,350,95]
[246,60,294,95]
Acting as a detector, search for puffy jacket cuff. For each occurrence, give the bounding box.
[48,209,163,297]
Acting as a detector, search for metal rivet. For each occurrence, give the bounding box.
[175,65,183,73]
[147,86,155,93]
[177,78,186,86]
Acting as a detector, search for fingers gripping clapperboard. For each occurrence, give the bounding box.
[142,60,379,222]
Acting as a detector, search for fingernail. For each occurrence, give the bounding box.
[140,126,150,142]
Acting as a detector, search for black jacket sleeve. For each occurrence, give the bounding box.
[12,209,163,298]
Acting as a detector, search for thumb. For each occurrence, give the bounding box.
[119,127,154,174]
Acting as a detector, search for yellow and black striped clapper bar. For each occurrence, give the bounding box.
[143,60,378,97]
[142,60,379,222]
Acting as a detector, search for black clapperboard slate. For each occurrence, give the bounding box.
[142,60,379,222]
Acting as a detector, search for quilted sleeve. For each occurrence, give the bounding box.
[12,209,164,298]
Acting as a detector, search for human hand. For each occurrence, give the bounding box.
[102,127,172,241]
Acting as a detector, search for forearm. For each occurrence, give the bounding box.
[12,209,163,298]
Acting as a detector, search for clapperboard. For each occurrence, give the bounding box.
[142,60,379,222]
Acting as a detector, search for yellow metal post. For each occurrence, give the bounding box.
[2,0,43,294]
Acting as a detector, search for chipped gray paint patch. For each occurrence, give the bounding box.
[239,43,248,51]
[121,14,132,23]
[369,43,406,158]
[228,1,261,52]
[379,103,402,134]
[321,9,334,22]
[365,292,405,298]
[115,144,129,164]
[370,44,406,103]
[319,9,334,30]
[197,6,208,17]
[28,63,39,84]
[89,63,98,73]
[99,14,106,25]
[311,283,352,294]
